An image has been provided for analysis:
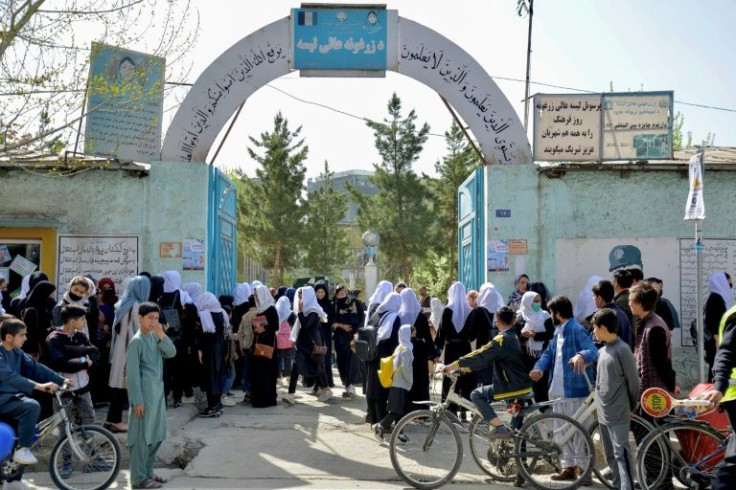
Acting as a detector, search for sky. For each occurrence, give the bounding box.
[162,0,736,179]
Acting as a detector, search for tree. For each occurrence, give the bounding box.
[672,111,685,151]
[236,112,308,286]
[352,93,432,282]
[1,0,198,152]
[430,122,483,283]
[302,161,351,278]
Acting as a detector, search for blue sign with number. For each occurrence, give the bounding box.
[292,8,388,70]
[495,209,511,218]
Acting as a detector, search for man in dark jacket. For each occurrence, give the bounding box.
[444,306,532,439]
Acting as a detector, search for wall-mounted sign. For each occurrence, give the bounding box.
[508,239,528,255]
[159,242,182,258]
[495,209,511,218]
[533,91,673,162]
[291,7,394,71]
[183,239,205,271]
[57,236,139,295]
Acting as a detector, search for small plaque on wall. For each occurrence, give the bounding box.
[159,242,182,258]
[508,239,528,255]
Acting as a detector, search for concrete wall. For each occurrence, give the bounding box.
[484,163,736,389]
[0,161,209,286]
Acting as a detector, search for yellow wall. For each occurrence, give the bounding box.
[0,227,58,282]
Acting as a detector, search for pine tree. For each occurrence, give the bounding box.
[236,112,308,286]
[353,93,432,282]
[302,161,351,278]
[430,122,483,282]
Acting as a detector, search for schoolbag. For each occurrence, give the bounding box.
[355,325,378,361]
[276,320,294,350]
[377,347,406,388]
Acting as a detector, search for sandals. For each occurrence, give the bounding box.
[103,422,127,433]
[152,474,168,483]
[132,478,162,489]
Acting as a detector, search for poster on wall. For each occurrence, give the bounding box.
[9,254,38,277]
[0,267,9,282]
[0,245,11,264]
[57,236,139,295]
[159,242,182,258]
[183,239,205,270]
[487,240,509,272]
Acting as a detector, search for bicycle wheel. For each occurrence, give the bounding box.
[590,414,654,488]
[389,409,463,489]
[49,425,123,490]
[636,421,725,490]
[515,412,595,490]
[469,415,518,481]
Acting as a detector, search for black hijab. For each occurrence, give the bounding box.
[25,280,56,308]
[149,275,165,303]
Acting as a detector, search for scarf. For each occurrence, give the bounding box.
[182,282,203,308]
[519,291,551,354]
[398,288,422,326]
[17,274,31,301]
[709,271,734,309]
[446,281,471,333]
[508,274,529,308]
[376,292,401,342]
[395,324,414,370]
[232,283,252,307]
[113,276,151,329]
[276,296,292,324]
[365,280,393,326]
[290,286,326,340]
[254,284,275,314]
[429,297,444,328]
[161,271,193,305]
[198,292,226,333]
[573,275,603,323]
[477,282,504,313]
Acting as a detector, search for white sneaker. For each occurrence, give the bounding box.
[317,388,333,402]
[13,447,38,465]
[3,480,29,490]
[282,393,295,405]
[347,385,357,398]
[220,396,236,407]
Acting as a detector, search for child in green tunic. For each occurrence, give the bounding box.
[126,302,176,489]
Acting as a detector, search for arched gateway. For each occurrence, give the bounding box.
[162,11,532,165]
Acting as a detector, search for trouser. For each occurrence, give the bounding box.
[56,392,96,464]
[551,397,587,469]
[220,363,235,395]
[0,395,40,447]
[278,348,295,378]
[470,385,500,422]
[105,388,128,424]
[600,421,635,490]
[635,407,674,489]
[241,354,251,393]
[288,361,299,395]
[129,441,162,486]
[713,400,736,490]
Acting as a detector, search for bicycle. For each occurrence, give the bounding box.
[388,369,595,490]
[0,386,123,490]
[635,387,728,490]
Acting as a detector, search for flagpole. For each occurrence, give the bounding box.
[695,142,706,383]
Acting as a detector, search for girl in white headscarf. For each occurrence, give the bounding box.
[289,287,332,402]
[434,281,475,420]
[704,271,733,381]
[429,297,444,330]
[373,324,414,442]
[160,271,194,305]
[196,292,229,416]
[365,280,393,326]
[469,283,505,385]
[517,290,554,405]
[400,288,435,412]
[182,282,203,309]
[249,284,280,408]
[365,292,402,424]
[573,275,603,326]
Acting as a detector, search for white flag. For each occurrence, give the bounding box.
[684,153,705,220]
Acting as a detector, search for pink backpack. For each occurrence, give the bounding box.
[276,321,294,349]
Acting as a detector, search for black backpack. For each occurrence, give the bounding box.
[355,313,380,361]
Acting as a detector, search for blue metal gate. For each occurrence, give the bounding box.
[207,166,237,297]
[457,167,485,291]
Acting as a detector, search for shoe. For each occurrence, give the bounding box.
[397,430,409,443]
[550,467,577,481]
[282,393,295,405]
[59,461,73,478]
[242,392,251,404]
[372,423,385,442]
[132,478,163,489]
[172,400,183,408]
[575,466,593,486]
[181,395,196,404]
[221,396,236,407]
[310,386,320,396]
[488,425,512,440]
[151,474,168,483]
[103,422,127,433]
[513,474,525,487]
[346,385,356,398]
[214,402,223,412]
[199,407,221,418]
[12,447,38,465]
[342,391,350,398]
[317,388,333,402]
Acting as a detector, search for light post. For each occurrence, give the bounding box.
[362,230,380,300]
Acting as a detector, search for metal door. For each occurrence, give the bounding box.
[457,167,485,291]
[207,166,237,297]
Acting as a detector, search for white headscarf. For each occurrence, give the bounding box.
[294,286,326,319]
[182,282,203,308]
[446,281,471,333]
[398,288,422,326]
[250,280,264,291]
[519,291,551,354]
[232,283,252,307]
[376,292,401,342]
[574,275,603,323]
[17,274,31,300]
[395,324,414,370]
[367,280,393,308]
[254,284,275,314]
[85,277,97,297]
[276,296,292,324]
[161,271,193,305]
[477,282,504,313]
[709,271,734,309]
[429,297,444,328]
[197,292,226,334]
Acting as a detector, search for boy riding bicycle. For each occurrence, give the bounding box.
[443,306,532,439]
[0,318,70,466]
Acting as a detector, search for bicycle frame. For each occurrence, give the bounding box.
[31,390,89,461]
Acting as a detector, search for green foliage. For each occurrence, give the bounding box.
[672,112,684,151]
[236,112,308,286]
[411,249,452,303]
[302,161,351,278]
[352,93,433,282]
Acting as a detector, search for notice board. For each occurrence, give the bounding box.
[57,236,139,295]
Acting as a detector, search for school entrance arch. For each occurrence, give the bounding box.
[161,12,532,165]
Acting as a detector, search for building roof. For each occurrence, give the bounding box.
[0,148,151,176]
